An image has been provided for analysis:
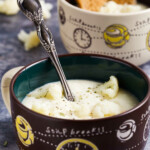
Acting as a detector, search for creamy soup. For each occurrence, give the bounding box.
[22,76,139,119]
[100,1,147,13]
[67,0,147,13]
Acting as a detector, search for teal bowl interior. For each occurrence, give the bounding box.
[13,55,148,103]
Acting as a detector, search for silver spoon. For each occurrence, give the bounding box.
[17,0,74,101]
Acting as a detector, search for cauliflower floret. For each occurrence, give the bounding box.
[22,79,138,119]
[45,83,63,100]
[40,0,53,19]
[0,0,53,17]
[74,104,92,119]
[27,85,49,99]
[18,30,40,51]
[92,101,121,118]
[31,99,52,116]
[100,100,121,117]
[26,83,63,100]
[96,76,119,99]
[22,97,52,115]
[91,104,104,118]
[0,0,19,15]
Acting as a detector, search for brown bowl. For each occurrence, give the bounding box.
[3,54,150,150]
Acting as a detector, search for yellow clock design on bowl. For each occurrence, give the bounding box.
[56,138,99,150]
[74,28,92,49]
[16,115,34,147]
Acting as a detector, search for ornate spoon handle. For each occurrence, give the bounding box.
[17,0,74,101]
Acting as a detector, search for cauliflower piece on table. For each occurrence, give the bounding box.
[17,0,53,51]
[0,0,53,17]
[18,30,40,51]
[40,0,53,19]
[0,0,19,15]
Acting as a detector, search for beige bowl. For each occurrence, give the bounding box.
[58,0,150,66]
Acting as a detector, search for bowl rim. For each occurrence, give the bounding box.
[59,0,150,17]
[10,53,150,122]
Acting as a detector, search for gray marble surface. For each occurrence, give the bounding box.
[0,0,150,149]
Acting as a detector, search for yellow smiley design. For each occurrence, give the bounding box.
[103,24,130,49]
[56,138,98,150]
[15,115,34,147]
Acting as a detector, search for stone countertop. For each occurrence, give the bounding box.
[0,0,150,149]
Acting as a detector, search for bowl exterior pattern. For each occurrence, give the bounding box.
[58,0,150,66]
[9,55,150,150]
[10,91,150,150]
